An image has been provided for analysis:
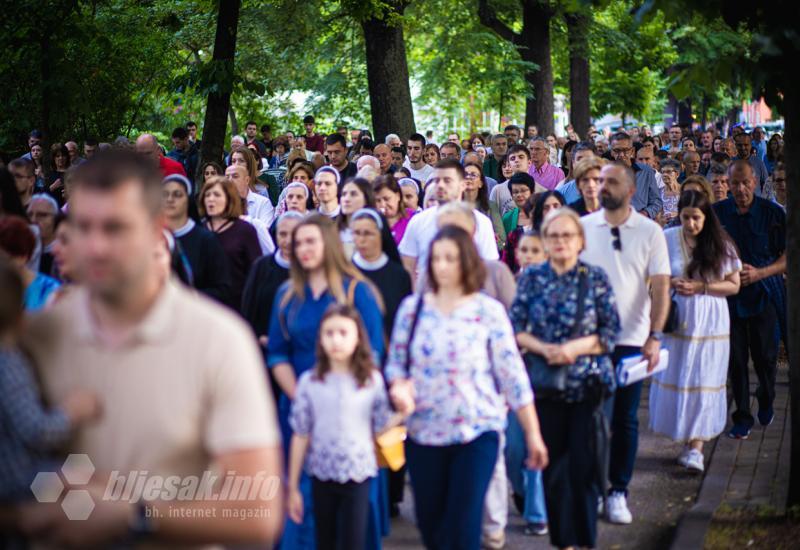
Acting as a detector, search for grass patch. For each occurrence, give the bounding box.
[704,505,800,549]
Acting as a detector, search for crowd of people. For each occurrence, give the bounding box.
[0,116,787,550]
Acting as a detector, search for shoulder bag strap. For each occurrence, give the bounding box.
[403,294,426,375]
[570,266,590,338]
[347,278,357,306]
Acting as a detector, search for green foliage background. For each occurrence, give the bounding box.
[0,0,753,154]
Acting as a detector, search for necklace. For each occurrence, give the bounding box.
[207,218,233,234]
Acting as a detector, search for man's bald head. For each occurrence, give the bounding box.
[135,133,161,165]
[728,159,756,209]
[225,163,250,198]
[357,155,380,172]
[374,143,393,172]
[135,133,158,150]
[728,159,753,179]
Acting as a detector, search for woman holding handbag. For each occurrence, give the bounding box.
[386,225,548,550]
[510,208,620,550]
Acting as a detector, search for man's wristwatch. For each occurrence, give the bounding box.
[649,331,664,341]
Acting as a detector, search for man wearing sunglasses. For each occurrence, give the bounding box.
[608,132,662,219]
[580,162,671,526]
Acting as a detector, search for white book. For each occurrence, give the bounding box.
[616,349,669,387]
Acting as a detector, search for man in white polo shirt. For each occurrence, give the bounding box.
[399,158,498,282]
[580,161,670,526]
[19,150,283,548]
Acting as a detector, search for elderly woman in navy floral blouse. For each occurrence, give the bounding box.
[510,207,620,550]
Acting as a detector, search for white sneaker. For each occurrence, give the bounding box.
[684,449,705,473]
[677,447,691,467]
[607,492,633,524]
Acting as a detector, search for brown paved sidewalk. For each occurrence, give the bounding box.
[386,379,705,549]
[671,360,791,549]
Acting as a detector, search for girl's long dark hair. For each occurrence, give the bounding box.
[314,304,376,388]
[464,162,490,215]
[532,190,565,230]
[678,190,737,281]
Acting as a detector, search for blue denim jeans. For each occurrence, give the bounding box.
[505,412,548,523]
[407,431,499,550]
[605,345,644,494]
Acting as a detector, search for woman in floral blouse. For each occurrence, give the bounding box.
[510,208,620,550]
[386,225,548,550]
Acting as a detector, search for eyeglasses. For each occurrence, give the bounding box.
[544,232,578,242]
[465,172,479,179]
[611,148,632,155]
[611,226,622,251]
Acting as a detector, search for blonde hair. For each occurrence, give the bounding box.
[436,201,476,233]
[572,156,607,185]
[286,149,307,170]
[540,207,585,252]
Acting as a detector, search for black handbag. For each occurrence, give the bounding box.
[663,291,679,334]
[524,266,589,399]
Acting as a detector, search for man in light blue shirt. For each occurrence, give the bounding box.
[556,141,598,204]
[751,127,767,161]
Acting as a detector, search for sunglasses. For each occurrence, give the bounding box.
[611,226,622,251]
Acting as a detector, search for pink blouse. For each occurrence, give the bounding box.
[390,209,416,244]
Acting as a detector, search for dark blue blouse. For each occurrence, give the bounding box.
[714,196,786,319]
[267,278,385,377]
[509,261,620,402]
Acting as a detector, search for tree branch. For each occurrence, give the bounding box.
[477,0,520,45]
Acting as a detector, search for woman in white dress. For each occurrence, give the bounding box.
[649,189,741,472]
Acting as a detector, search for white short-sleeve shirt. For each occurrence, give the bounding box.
[398,205,499,275]
[404,162,434,184]
[580,208,671,347]
[247,190,275,226]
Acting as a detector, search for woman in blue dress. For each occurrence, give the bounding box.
[267,213,387,549]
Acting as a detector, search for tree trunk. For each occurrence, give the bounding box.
[361,1,415,143]
[199,0,241,169]
[785,77,800,509]
[229,103,239,138]
[39,34,52,145]
[665,93,678,127]
[677,98,693,125]
[522,0,554,136]
[701,94,709,128]
[566,10,591,139]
